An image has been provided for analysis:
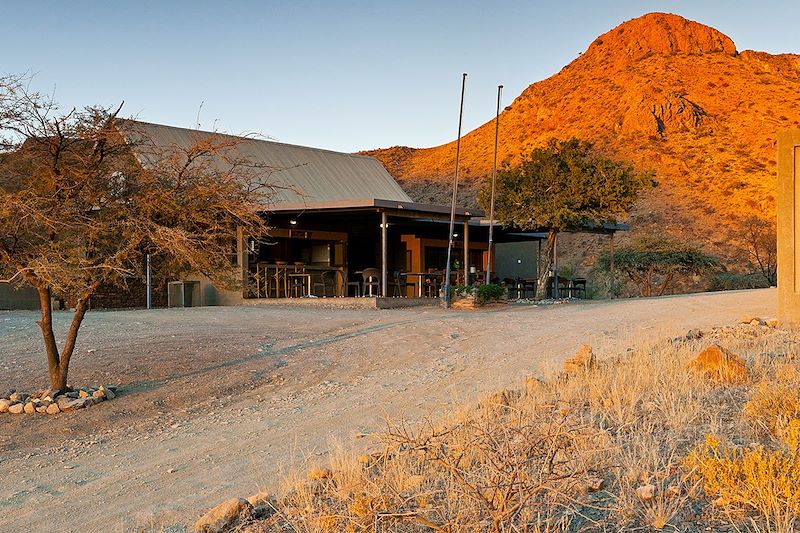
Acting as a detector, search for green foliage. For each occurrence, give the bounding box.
[475,283,505,304]
[479,138,654,231]
[451,283,506,304]
[597,235,717,297]
[709,271,770,292]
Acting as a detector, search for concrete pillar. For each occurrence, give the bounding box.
[381,211,388,297]
[777,130,800,324]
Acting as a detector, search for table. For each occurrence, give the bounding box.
[288,272,312,297]
[402,272,442,298]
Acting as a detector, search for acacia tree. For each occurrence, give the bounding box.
[596,235,718,297]
[741,215,777,286]
[479,138,653,298]
[0,76,274,392]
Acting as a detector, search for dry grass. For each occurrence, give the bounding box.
[243,323,800,532]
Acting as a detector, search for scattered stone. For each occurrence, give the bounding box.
[750,318,762,326]
[306,467,332,481]
[92,390,106,401]
[46,403,60,415]
[563,345,596,374]
[9,392,22,403]
[78,390,90,398]
[685,328,704,340]
[687,344,749,383]
[246,491,276,519]
[35,406,48,414]
[0,399,10,413]
[23,402,35,414]
[766,318,779,328]
[61,398,88,411]
[739,314,761,324]
[64,391,79,399]
[101,386,116,400]
[587,477,605,492]
[357,454,371,465]
[194,498,254,533]
[8,403,24,414]
[636,484,656,501]
[601,397,614,409]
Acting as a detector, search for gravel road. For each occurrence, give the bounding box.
[0,289,775,531]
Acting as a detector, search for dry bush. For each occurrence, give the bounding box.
[685,423,800,532]
[249,325,798,532]
[743,381,800,439]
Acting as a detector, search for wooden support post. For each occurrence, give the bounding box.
[463,221,469,285]
[609,232,615,299]
[236,226,248,298]
[381,211,388,297]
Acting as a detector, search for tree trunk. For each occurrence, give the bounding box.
[536,229,557,299]
[35,284,95,393]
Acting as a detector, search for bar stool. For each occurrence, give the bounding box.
[271,261,288,298]
[290,262,309,297]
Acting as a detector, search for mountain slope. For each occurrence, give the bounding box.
[363,13,800,267]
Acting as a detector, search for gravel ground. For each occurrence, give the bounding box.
[0,289,776,532]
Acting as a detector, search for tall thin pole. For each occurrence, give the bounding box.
[486,84,503,285]
[146,253,152,310]
[444,73,467,308]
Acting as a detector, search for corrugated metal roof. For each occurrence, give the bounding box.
[115,119,413,207]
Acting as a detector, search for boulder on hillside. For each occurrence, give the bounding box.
[195,498,253,533]
[687,344,748,383]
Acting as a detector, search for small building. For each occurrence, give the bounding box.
[116,120,552,306]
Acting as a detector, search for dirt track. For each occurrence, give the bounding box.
[0,289,776,532]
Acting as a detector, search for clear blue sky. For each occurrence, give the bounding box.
[3,1,798,152]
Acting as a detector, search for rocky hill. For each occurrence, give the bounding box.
[363,13,800,275]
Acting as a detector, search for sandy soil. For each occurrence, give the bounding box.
[0,289,775,532]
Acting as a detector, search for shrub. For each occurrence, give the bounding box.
[475,283,505,303]
[685,424,800,530]
[709,271,770,291]
[743,381,800,439]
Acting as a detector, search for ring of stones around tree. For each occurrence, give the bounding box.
[0,385,117,415]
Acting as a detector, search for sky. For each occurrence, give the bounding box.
[3,1,799,152]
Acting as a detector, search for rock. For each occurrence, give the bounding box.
[46,403,60,415]
[750,319,762,326]
[766,318,779,328]
[666,484,682,498]
[60,398,88,411]
[92,390,106,401]
[56,396,73,410]
[0,399,10,413]
[35,406,48,414]
[1,388,14,400]
[563,345,596,374]
[246,491,276,519]
[739,314,760,324]
[9,392,22,403]
[23,402,35,414]
[306,467,332,481]
[102,387,116,400]
[685,328,704,340]
[687,344,748,383]
[636,484,656,501]
[8,403,24,414]
[64,391,79,399]
[194,498,253,533]
[78,390,90,398]
[586,477,605,492]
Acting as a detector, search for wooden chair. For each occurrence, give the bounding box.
[571,278,587,299]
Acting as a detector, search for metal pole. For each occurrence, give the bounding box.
[463,221,469,286]
[486,84,503,285]
[146,253,152,310]
[444,73,467,308]
[551,232,558,299]
[381,211,388,297]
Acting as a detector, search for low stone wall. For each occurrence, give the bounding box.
[0,283,39,310]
